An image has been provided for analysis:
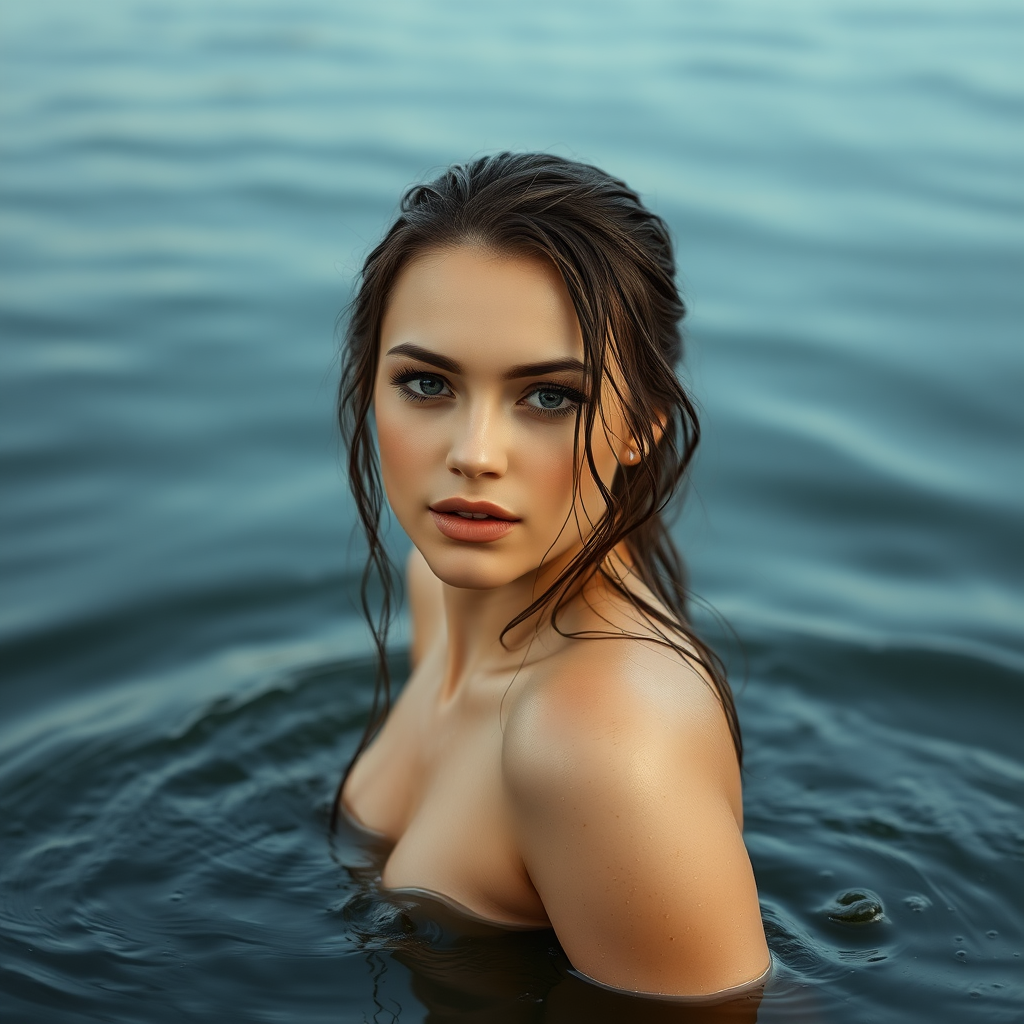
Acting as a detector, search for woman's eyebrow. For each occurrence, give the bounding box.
[385,343,584,380]
[385,343,460,372]
[504,357,585,380]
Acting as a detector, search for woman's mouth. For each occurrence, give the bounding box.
[428,499,519,543]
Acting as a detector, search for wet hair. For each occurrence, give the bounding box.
[332,152,740,825]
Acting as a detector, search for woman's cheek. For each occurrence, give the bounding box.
[525,431,580,542]
[570,446,618,537]
[375,400,432,520]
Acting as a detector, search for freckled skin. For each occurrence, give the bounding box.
[341,245,770,998]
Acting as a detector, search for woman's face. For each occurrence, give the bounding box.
[374,244,630,592]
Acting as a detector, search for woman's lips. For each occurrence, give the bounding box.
[428,499,519,543]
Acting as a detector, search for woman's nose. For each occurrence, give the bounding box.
[445,402,508,479]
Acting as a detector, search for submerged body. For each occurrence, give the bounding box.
[339,238,770,998]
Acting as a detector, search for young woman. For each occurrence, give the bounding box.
[333,153,770,1000]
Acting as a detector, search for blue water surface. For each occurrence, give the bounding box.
[1,1,1022,1021]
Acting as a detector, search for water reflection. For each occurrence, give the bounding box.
[388,914,764,1023]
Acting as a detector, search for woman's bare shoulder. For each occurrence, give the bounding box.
[500,636,765,997]
[503,634,739,802]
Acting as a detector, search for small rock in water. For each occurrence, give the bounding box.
[826,889,885,925]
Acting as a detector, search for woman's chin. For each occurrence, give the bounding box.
[417,546,532,593]
[423,561,518,592]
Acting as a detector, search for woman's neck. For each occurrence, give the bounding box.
[436,543,637,702]
[437,571,552,702]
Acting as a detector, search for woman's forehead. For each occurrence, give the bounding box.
[380,244,583,370]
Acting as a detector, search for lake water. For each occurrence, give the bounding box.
[2,1,1022,1020]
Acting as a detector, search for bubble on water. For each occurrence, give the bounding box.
[986,930,998,939]
[955,949,968,962]
[902,894,931,912]
[825,889,885,925]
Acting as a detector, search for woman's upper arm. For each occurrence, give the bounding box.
[504,676,769,998]
[405,547,443,668]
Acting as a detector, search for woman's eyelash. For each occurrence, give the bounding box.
[523,384,587,418]
[390,367,451,402]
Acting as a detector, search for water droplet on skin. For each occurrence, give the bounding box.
[825,889,885,925]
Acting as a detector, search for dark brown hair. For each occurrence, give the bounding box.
[332,152,739,826]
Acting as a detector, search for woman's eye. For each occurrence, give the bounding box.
[535,390,566,409]
[406,375,447,397]
[524,388,581,415]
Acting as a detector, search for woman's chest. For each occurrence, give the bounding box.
[343,679,548,927]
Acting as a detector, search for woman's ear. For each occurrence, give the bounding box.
[651,409,668,447]
[616,410,668,466]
